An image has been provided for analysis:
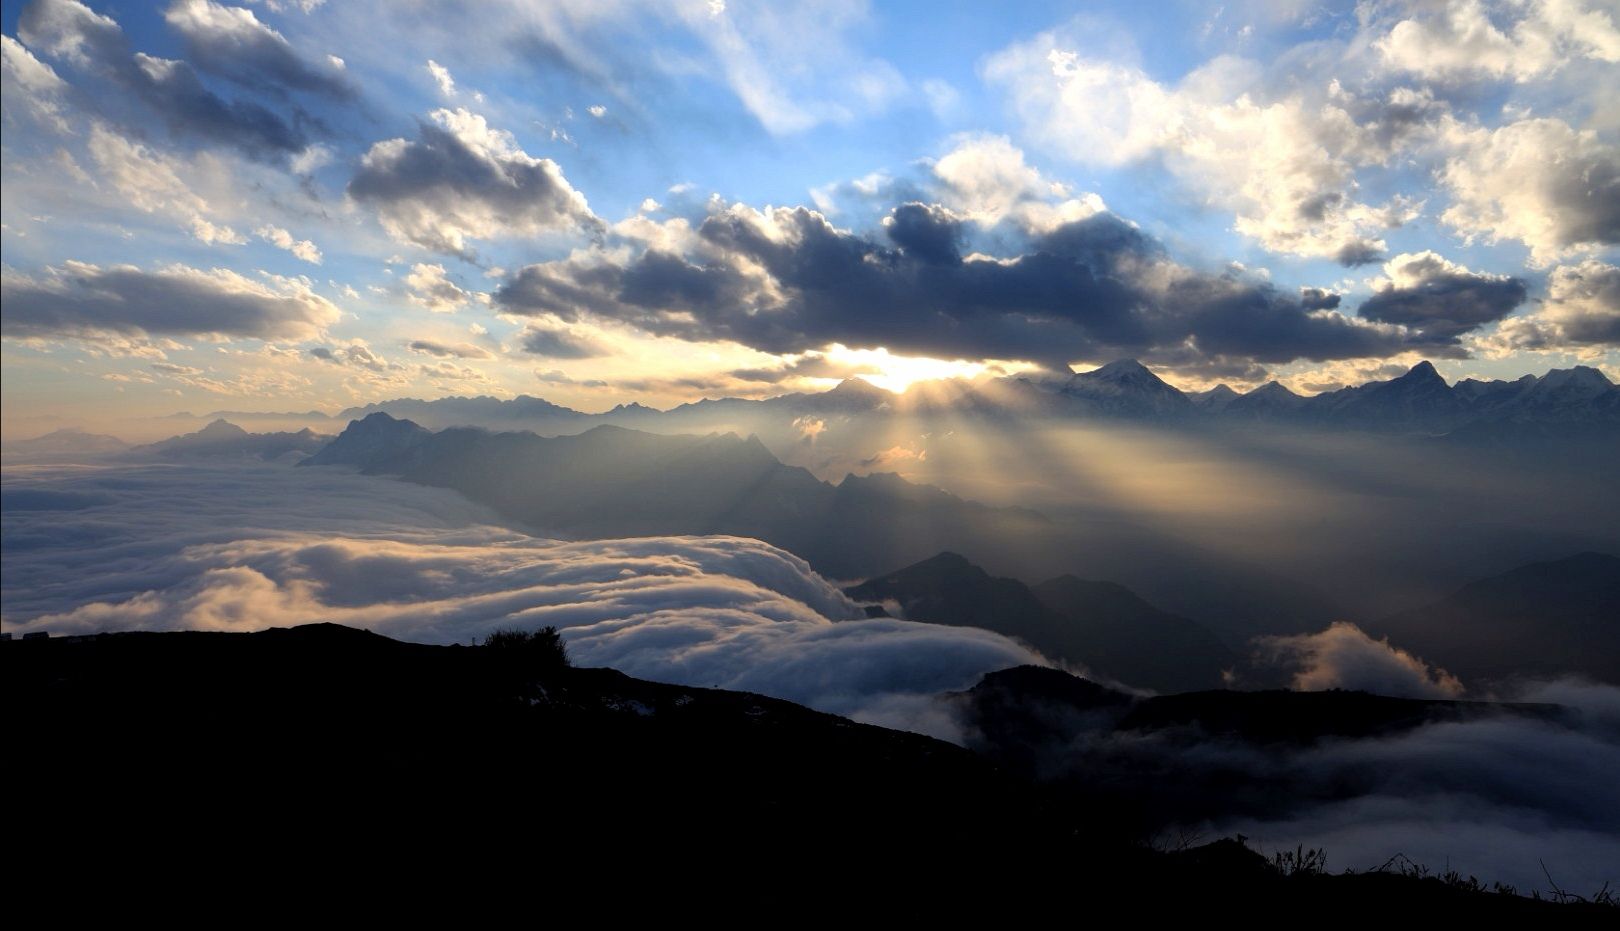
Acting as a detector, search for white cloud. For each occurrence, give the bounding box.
[404,262,476,313]
[1439,116,1620,265]
[426,59,455,96]
[1,462,1043,738]
[191,215,246,245]
[1375,0,1620,83]
[931,133,1106,234]
[348,108,599,256]
[1254,621,1464,698]
[256,224,323,264]
[1,34,70,132]
[1486,259,1620,351]
[984,34,1439,263]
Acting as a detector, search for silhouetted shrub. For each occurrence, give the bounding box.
[484,626,569,673]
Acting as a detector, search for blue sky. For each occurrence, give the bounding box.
[2,0,1617,432]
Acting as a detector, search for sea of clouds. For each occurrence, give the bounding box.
[0,461,1040,737]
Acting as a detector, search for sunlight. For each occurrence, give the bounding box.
[815,345,1034,394]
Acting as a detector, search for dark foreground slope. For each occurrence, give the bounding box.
[4,627,1608,919]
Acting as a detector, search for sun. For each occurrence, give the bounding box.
[820,345,1026,393]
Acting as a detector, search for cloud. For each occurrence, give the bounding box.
[19,0,315,160]
[1357,251,1527,341]
[162,0,351,98]
[0,462,1042,738]
[1254,621,1464,699]
[425,59,455,96]
[404,262,476,313]
[517,322,609,359]
[1,261,341,341]
[406,338,494,360]
[1374,0,1620,83]
[1439,117,1620,266]
[929,133,1106,234]
[307,340,394,372]
[1489,259,1620,350]
[1,34,70,131]
[983,34,1435,262]
[495,197,1435,369]
[256,225,322,263]
[347,108,600,256]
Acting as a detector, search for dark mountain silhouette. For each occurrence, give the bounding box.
[132,419,332,461]
[5,625,1598,918]
[846,552,1234,692]
[1370,552,1620,684]
[1055,358,1196,418]
[1188,383,1239,411]
[304,415,1051,578]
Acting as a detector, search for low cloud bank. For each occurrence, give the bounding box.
[0,462,1041,737]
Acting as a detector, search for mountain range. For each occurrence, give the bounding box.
[846,551,1235,692]
[302,413,1052,579]
[129,419,332,462]
[156,359,1620,437]
[1367,552,1620,685]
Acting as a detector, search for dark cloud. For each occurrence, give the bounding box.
[1,262,339,340]
[348,109,600,256]
[1358,252,1527,340]
[407,339,494,360]
[498,204,1435,368]
[1332,238,1385,267]
[517,322,608,359]
[1299,287,1341,311]
[884,202,963,265]
[17,0,317,160]
[163,0,353,99]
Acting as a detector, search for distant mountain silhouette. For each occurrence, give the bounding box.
[132,419,332,462]
[221,359,1620,437]
[1,428,128,463]
[1369,552,1620,684]
[846,551,1234,692]
[304,415,1051,578]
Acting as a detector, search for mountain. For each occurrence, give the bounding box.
[336,394,592,429]
[846,552,1235,692]
[1306,361,1464,430]
[1056,359,1196,418]
[132,420,333,462]
[1,428,129,463]
[1369,552,1620,684]
[7,624,1597,918]
[1188,384,1239,412]
[1226,380,1308,418]
[305,416,1052,579]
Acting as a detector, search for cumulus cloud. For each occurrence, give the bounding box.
[0,462,1042,737]
[1439,117,1620,265]
[517,321,610,358]
[1254,621,1464,699]
[348,108,600,256]
[495,197,1433,369]
[0,261,341,341]
[404,262,476,313]
[19,0,315,160]
[1490,259,1620,350]
[1357,251,1527,341]
[983,34,1435,262]
[162,0,351,98]
[1374,0,1620,83]
[256,224,322,263]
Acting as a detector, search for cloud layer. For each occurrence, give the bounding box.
[1,461,1041,736]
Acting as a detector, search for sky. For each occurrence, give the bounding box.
[2,0,1617,434]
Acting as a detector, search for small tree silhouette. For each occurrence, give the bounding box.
[484,626,569,673]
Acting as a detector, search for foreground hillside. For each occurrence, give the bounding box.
[5,625,1610,917]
